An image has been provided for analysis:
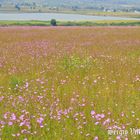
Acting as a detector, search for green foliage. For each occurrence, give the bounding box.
[9,76,22,90]
[50,19,57,26]
[128,50,140,58]
[60,55,93,71]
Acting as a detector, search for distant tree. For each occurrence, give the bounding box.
[56,7,59,11]
[113,9,117,12]
[50,19,57,26]
[38,9,42,12]
[33,2,36,7]
[15,4,20,11]
[72,6,78,11]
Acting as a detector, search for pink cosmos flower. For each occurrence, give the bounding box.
[94,136,99,140]
[91,110,96,116]
[10,113,16,121]
[8,121,13,126]
[116,136,121,140]
[37,117,44,127]
[95,122,99,125]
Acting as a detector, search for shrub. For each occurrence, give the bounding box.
[50,19,57,26]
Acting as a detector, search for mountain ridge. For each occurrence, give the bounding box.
[0,0,140,10]
[0,0,140,6]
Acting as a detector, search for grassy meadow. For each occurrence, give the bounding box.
[0,20,140,26]
[0,26,140,140]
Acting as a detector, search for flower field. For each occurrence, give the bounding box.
[0,26,140,140]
